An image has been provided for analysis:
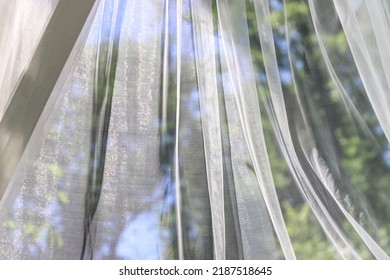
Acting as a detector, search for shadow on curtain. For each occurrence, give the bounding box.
[0,0,389,260]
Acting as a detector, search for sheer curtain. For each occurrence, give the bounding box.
[0,0,59,119]
[0,0,389,260]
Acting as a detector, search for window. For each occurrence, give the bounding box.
[0,0,389,260]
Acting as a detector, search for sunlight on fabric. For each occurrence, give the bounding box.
[0,0,58,120]
[0,0,390,260]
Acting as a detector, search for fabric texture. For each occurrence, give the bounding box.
[0,0,389,260]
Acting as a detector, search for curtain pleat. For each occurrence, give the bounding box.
[191,0,225,260]
[0,0,59,120]
[218,0,290,259]
[0,0,390,260]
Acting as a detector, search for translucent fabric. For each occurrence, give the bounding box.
[0,0,58,119]
[0,0,390,260]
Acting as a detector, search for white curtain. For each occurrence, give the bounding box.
[0,0,389,260]
[0,0,58,119]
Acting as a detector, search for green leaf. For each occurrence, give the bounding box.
[47,163,63,178]
[3,220,17,229]
[57,191,69,204]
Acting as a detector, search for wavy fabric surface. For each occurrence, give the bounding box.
[0,0,390,259]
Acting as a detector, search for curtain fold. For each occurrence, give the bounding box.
[0,0,99,200]
[0,0,390,259]
[0,0,59,120]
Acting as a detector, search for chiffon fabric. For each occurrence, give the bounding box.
[0,0,389,260]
